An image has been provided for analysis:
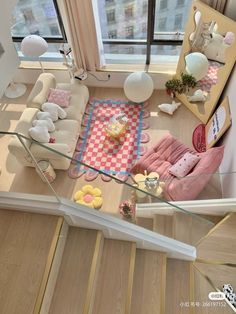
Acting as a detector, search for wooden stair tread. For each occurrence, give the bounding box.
[194,262,236,293]
[49,228,102,314]
[0,209,61,314]
[131,249,166,314]
[197,213,236,264]
[173,212,213,246]
[153,214,173,238]
[136,217,154,231]
[165,259,193,314]
[193,265,232,313]
[199,214,224,225]
[92,239,136,314]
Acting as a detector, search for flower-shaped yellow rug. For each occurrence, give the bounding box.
[74,185,103,209]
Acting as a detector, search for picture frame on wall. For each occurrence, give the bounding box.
[205,97,232,149]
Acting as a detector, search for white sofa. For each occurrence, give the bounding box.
[8,73,89,170]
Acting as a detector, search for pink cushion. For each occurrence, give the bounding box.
[169,152,200,178]
[224,32,235,45]
[47,88,71,108]
[131,134,224,201]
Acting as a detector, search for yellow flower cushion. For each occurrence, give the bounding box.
[74,185,103,209]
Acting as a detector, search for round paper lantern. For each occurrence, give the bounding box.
[124,72,154,103]
[21,35,48,57]
[185,52,209,81]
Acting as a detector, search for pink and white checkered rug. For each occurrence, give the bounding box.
[70,98,144,178]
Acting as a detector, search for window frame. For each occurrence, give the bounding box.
[101,0,184,65]
[11,0,67,44]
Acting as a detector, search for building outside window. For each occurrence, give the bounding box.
[105,0,115,4]
[125,25,134,38]
[174,14,183,30]
[158,17,167,32]
[126,46,134,54]
[176,0,185,6]
[142,22,147,34]
[160,0,168,10]
[108,30,117,38]
[142,1,148,14]
[96,0,193,65]
[107,9,116,23]
[125,5,134,19]
[11,0,67,61]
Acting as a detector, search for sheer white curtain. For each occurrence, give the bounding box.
[63,0,105,71]
[92,0,105,68]
[201,0,227,13]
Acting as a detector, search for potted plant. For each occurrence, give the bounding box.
[181,73,197,93]
[165,78,184,98]
[165,73,197,98]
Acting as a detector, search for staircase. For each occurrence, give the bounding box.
[0,209,235,314]
[138,212,223,246]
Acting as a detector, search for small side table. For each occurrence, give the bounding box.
[133,171,165,201]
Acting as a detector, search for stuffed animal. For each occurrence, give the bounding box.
[158,101,181,115]
[32,118,55,132]
[41,102,67,121]
[29,125,50,143]
[188,89,207,102]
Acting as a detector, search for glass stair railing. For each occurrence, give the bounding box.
[1,130,233,247]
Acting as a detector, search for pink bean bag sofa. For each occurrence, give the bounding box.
[131,134,224,201]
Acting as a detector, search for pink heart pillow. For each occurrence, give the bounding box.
[48,88,71,108]
[169,152,200,178]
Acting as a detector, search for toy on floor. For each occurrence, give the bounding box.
[158,101,181,115]
[74,185,103,209]
[105,111,129,139]
[188,89,207,102]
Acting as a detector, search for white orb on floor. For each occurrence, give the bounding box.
[185,52,209,81]
[124,72,154,103]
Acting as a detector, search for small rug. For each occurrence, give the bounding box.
[69,98,145,179]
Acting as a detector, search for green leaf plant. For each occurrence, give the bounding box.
[165,73,197,98]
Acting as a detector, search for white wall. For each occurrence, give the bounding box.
[14,67,172,89]
[0,0,19,98]
[219,65,236,198]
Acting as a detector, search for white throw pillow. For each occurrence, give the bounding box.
[29,125,50,143]
[36,111,52,121]
[158,101,181,115]
[32,118,55,132]
[42,102,67,121]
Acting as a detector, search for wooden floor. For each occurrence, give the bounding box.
[0,86,222,217]
[0,208,62,314]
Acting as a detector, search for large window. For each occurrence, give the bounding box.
[97,0,192,65]
[11,0,67,61]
